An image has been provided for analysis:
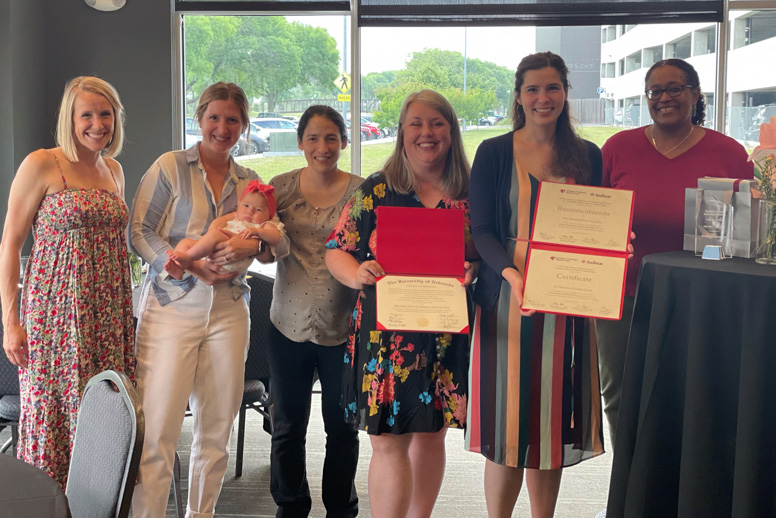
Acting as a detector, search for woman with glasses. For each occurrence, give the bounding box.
[596,58,753,453]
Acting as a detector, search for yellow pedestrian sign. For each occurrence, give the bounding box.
[338,94,351,102]
[335,72,351,94]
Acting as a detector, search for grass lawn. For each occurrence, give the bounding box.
[239,126,624,182]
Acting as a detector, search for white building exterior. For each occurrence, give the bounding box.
[599,12,776,141]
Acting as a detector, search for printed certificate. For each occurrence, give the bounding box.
[531,182,634,252]
[376,275,469,334]
[522,247,627,320]
[521,182,634,320]
[374,206,468,333]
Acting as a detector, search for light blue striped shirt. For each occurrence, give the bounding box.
[128,144,264,305]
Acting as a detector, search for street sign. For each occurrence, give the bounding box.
[335,72,351,94]
[597,86,606,94]
[337,94,351,102]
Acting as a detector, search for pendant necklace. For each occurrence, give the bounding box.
[651,125,694,156]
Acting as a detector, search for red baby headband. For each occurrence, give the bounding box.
[241,180,276,219]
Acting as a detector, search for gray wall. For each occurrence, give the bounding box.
[536,26,602,100]
[0,0,173,240]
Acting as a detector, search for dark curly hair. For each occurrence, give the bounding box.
[645,59,706,126]
[511,51,590,184]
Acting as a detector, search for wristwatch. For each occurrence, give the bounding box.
[251,237,266,256]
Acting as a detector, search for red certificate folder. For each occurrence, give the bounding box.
[375,206,464,279]
[522,182,634,320]
[374,206,468,334]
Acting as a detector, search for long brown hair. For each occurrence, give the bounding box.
[511,52,590,184]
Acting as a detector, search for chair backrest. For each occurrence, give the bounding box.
[66,370,144,518]
[245,272,274,382]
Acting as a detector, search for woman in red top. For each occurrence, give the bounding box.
[596,58,753,452]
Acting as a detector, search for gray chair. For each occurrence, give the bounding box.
[66,370,144,518]
[0,310,21,456]
[236,271,274,476]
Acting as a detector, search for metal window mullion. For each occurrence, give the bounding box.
[715,0,729,132]
[351,0,361,176]
[173,11,184,151]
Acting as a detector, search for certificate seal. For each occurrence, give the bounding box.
[416,317,429,328]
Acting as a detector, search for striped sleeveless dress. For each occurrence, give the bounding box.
[465,160,604,469]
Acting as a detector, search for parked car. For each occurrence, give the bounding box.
[345,121,373,142]
[252,117,298,131]
[360,118,383,139]
[478,111,504,126]
[257,112,300,125]
[237,121,269,155]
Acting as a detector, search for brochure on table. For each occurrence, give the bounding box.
[521,182,634,320]
[374,206,469,334]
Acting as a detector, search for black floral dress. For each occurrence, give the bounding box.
[326,173,478,435]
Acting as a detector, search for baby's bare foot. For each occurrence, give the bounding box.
[164,257,185,280]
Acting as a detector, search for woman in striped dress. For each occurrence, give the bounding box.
[466,52,605,517]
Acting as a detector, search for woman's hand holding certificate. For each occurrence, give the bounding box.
[521,182,635,320]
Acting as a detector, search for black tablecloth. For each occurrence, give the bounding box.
[607,251,776,518]
[0,454,71,517]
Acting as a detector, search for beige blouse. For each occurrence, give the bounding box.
[269,168,364,345]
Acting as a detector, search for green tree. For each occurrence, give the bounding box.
[362,71,396,99]
[183,16,340,113]
[376,48,512,122]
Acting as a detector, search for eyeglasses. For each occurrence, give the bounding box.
[645,85,694,100]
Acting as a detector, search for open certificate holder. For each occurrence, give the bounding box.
[521,182,634,320]
[374,206,469,334]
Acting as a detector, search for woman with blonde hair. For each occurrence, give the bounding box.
[326,89,478,518]
[129,82,280,518]
[0,76,135,488]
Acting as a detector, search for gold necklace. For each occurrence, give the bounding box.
[651,125,694,156]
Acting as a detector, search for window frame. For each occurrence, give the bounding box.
[172,0,776,160]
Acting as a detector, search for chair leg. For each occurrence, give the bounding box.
[235,404,247,477]
[11,426,18,457]
[0,437,11,454]
[173,451,184,518]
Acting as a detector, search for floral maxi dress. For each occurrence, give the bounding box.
[327,172,477,435]
[19,163,135,488]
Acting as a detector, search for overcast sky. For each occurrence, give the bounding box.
[288,16,535,76]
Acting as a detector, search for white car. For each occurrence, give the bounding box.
[252,117,298,131]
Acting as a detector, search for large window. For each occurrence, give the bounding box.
[727,9,776,145]
[176,3,776,182]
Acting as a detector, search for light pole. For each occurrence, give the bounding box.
[463,27,468,132]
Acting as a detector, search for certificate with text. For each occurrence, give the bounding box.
[531,182,634,252]
[375,275,469,334]
[521,246,627,320]
[521,182,634,320]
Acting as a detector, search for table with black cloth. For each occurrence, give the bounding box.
[0,454,71,517]
[607,251,776,518]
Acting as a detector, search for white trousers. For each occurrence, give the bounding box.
[131,281,249,518]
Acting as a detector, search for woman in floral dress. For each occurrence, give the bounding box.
[0,76,135,488]
[326,89,478,518]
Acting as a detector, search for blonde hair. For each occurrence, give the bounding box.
[56,76,125,162]
[382,89,469,200]
[194,82,250,134]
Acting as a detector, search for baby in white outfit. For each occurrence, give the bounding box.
[164,180,282,280]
